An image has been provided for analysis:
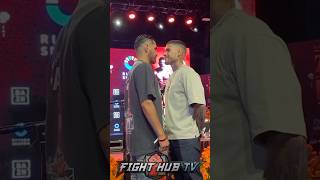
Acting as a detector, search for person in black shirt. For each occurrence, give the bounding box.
[45,0,109,179]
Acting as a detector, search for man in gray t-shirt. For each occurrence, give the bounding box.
[125,34,169,179]
[211,0,308,180]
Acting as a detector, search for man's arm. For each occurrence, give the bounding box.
[183,70,206,131]
[191,103,206,132]
[141,99,169,152]
[141,99,167,139]
[259,132,308,180]
[233,32,308,179]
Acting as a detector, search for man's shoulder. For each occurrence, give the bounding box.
[181,65,198,74]
[133,61,152,72]
[180,66,200,79]
[219,9,273,38]
[131,61,154,79]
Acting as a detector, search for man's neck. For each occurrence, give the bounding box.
[213,1,234,25]
[137,55,150,64]
[171,60,184,72]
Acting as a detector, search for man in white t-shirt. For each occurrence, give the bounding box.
[164,40,206,180]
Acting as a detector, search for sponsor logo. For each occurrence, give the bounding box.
[11,87,30,105]
[124,56,136,70]
[46,0,71,26]
[12,126,31,146]
[11,160,31,179]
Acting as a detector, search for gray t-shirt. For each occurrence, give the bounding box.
[211,9,307,180]
[126,60,163,156]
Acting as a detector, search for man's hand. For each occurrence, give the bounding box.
[159,138,170,153]
[262,132,308,180]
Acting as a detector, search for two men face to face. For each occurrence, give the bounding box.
[144,40,181,66]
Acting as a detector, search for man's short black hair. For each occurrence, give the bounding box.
[134,34,155,50]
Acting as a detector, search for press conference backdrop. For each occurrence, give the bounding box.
[0,1,77,179]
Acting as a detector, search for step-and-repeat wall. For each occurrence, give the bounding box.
[0,1,76,179]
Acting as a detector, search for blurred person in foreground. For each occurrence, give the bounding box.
[211,0,308,179]
[46,0,109,179]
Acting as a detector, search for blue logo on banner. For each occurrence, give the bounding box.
[113,123,121,132]
[14,129,28,138]
[114,123,120,129]
[46,0,72,26]
[124,56,136,70]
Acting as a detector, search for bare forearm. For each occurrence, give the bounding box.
[141,100,166,139]
[263,132,308,180]
[192,104,206,130]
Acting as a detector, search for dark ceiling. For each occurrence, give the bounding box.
[109,0,210,74]
[256,0,320,43]
[110,0,210,18]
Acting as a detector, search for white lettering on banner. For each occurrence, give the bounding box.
[40,34,57,57]
[40,46,55,56]
[122,72,128,80]
[119,162,200,173]
[12,138,31,146]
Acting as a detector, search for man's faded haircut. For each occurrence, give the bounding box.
[166,40,187,54]
[134,34,155,50]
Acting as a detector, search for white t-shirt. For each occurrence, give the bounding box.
[164,65,206,140]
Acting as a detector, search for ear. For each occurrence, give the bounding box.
[177,48,182,58]
[144,44,149,53]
